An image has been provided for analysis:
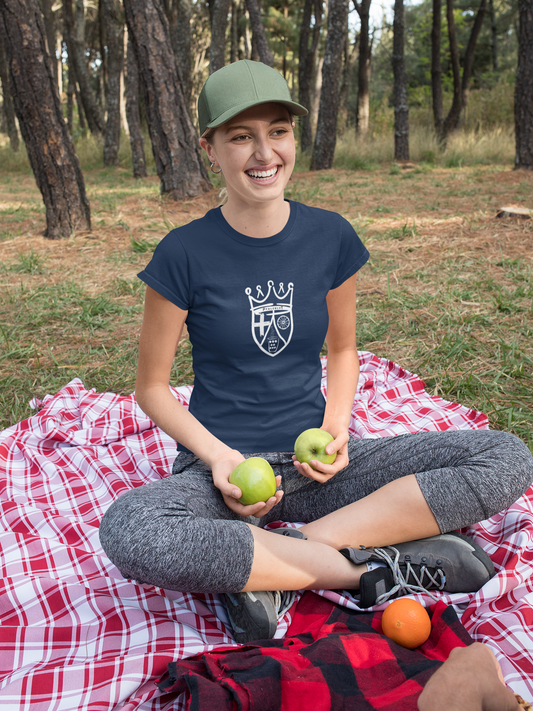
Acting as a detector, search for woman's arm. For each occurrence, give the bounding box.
[135,286,283,516]
[293,273,359,482]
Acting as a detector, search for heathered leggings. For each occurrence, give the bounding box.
[99,429,533,593]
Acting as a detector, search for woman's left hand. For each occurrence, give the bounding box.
[292,428,349,483]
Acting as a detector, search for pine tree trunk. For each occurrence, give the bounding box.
[515,0,533,169]
[123,0,211,199]
[103,0,125,166]
[0,37,19,151]
[125,33,147,178]
[392,0,409,160]
[245,0,274,66]
[354,0,372,137]
[442,0,486,140]
[311,0,348,170]
[209,0,231,73]
[0,0,91,238]
[298,0,322,152]
[431,0,444,138]
[63,0,105,135]
[441,0,462,139]
[40,0,58,86]
[460,0,486,120]
[489,0,498,71]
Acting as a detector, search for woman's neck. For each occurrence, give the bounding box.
[221,197,290,238]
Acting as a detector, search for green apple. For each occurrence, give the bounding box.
[229,457,277,505]
[294,428,336,470]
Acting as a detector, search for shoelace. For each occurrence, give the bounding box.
[273,590,296,619]
[370,545,446,605]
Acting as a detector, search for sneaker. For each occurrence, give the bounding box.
[340,531,495,608]
[224,589,296,643]
[223,528,305,643]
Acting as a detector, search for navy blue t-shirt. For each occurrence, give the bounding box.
[138,201,369,453]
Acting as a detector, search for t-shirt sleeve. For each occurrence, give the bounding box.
[331,216,370,289]
[137,230,190,310]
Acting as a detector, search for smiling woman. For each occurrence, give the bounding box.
[98,60,533,649]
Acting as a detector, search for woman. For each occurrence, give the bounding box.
[99,60,533,644]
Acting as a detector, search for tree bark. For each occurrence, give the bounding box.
[441,0,486,140]
[460,0,486,118]
[123,0,211,199]
[489,0,498,71]
[0,36,19,151]
[244,0,274,66]
[441,0,462,138]
[311,0,348,170]
[0,0,91,238]
[298,0,322,152]
[63,0,105,135]
[209,0,231,73]
[515,0,533,169]
[40,0,59,86]
[354,0,372,137]
[431,0,444,137]
[102,0,125,166]
[392,0,409,161]
[125,33,147,177]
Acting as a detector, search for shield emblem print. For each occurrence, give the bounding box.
[246,281,294,357]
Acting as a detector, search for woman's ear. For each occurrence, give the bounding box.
[199,137,214,162]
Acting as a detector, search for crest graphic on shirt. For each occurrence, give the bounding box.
[245,281,294,357]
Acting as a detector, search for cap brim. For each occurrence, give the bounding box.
[206,99,308,130]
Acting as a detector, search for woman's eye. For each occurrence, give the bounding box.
[272,129,289,137]
[232,134,250,142]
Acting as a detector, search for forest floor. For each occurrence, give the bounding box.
[1,163,532,450]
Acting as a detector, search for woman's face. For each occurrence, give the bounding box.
[200,102,296,209]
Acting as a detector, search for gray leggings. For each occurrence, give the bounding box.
[99,429,533,593]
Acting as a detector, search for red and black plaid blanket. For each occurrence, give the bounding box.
[157,595,473,711]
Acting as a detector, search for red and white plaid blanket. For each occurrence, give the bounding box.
[1,351,532,709]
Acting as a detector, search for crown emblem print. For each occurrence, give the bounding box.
[245,281,294,357]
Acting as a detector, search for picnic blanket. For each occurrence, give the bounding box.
[156,597,473,711]
[1,351,532,710]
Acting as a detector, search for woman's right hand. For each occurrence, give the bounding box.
[211,450,284,518]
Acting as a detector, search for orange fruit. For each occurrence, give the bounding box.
[381,598,432,649]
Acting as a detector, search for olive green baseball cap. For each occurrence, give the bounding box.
[198,60,308,136]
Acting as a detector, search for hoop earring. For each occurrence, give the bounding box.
[210,161,222,175]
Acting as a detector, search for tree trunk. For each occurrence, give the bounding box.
[460,0,486,119]
[0,0,91,238]
[441,0,486,140]
[63,0,105,135]
[244,0,274,66]
[125,33,147,177]
[103,0,125,166]
[0,36,20,151]
[441,0,462,139]
[489,0,498,71]
[123,0,211,199]
[298,0,322,152]
[40,0,58,86]
[515,0,533,169]
[209,0,231,73]
[311,0,348,170]
[431,0,444,137]
[354,0,372,137]
[392,0,409,160]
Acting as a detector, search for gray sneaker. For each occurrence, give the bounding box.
[224,589,296,643]
[340,531,495,608]
[223,528,306,643]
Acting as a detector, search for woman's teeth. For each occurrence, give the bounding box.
[247,168,278,179]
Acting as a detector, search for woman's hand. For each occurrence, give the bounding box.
[292,427,349,483]
[211,450,284,518]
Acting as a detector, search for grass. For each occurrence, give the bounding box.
[0,149,532,453]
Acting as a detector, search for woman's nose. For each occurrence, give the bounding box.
[253,136,274,163]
